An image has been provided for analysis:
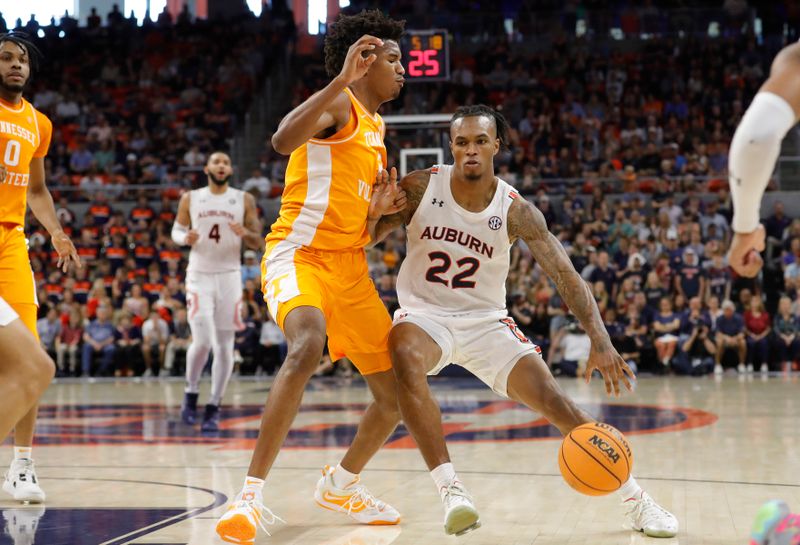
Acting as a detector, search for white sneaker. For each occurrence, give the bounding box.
[440,481,480,536]
[746,363,754,373]
[215,488,284,544]
[3,506,46,545]
[737,363,746,374]
[623,491,678,538]
[714,364,723,375]
[760,363,769,374]
[314,465,400,525]
[3,460,45,503]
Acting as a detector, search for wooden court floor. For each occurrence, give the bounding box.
[0,373,798,545]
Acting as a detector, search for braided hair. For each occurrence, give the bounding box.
[0,31,42,80]
[451,105,510,149]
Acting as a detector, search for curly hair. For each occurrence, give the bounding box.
[324,9,405,78]
[0,31,42,79]
[451,105,510,149]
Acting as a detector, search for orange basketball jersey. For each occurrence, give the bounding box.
[0,97,53,226]
[267,87,387,251]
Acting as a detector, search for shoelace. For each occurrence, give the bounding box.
[11,461,37,483]
[235,498,285,537]
[342,486,385,515]
[441,482,473,506]
[624,494,673,524]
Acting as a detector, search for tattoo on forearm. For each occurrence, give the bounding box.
[373,169,431,242]
[509,199,610,348]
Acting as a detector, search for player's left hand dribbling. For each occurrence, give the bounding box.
[584,341,635,397]
[52,231,81,273]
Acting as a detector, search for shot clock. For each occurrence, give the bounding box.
[402,29,450,81]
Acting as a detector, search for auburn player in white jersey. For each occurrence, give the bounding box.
[727,41,800,277]
[172,151,262,432]
[369,106,678,538]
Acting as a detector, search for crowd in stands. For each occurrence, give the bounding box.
[1,2,294,199]
[16,3,800,378]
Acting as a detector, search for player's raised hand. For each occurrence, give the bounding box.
[229,222,247,238]
[369,167,407,219]
[0,165,6,182]
[728,225,766,278]
[584,340,635,398]
[186,229,200,245]
[52,231,81,273]
[338,34,383,85]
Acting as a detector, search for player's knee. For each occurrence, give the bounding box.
[388,343,428,385]
[283,335,325,376]
[16,351,54,404]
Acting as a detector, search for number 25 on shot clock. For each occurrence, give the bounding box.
[403,29,450,82]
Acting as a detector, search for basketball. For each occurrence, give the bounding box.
[558,423,633,496]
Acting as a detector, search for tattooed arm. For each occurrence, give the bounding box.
[366,168,430,248]
[508,197,635,396]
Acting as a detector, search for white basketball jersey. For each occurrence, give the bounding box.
[187,186,245,273]
[396,165,517,316]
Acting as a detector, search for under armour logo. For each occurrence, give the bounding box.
[432,198,444,207]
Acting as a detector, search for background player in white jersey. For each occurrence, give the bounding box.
[369,106,678,538]
[727,41,800,277]
[172,151,262,432]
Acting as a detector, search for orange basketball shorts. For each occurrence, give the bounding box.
[0,223,38,337]
[261,240,392,375]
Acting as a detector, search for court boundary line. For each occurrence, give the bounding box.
[41,476,227,545]
[39,467,800,489]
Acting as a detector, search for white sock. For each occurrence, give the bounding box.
[431,462,458,497]
[618,475,643,500]
[242,476,265,498]
[332,463,359,489]
[14,446,32,462]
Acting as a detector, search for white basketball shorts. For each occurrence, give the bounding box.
[392,309,541,397]
[186,270,244,331]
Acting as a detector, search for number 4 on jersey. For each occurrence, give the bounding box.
[209,224,220,243]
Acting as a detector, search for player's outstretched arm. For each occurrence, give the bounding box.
[172,193,199,246]
[508,198,634,397]
[728,42,800,278]
[272,34,384,155]
[27,157,80,273]
[367,168,430,248]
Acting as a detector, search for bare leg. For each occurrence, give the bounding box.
[247,306,327,479]
[0,319,54,442]
[338,367,401,473]
[506,353,594,435]
[388,323,449,470]
[13,405,37,449]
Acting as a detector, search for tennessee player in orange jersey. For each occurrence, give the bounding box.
[215,10,408,543]
[0,32,80,505]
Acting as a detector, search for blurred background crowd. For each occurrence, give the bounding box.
[10,0,800,378]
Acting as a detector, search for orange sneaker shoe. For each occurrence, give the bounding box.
[215,489,284,544]
[314,465,400,525]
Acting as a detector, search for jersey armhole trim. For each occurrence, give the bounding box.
[308,99,360,145]
[31,105,41,149]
